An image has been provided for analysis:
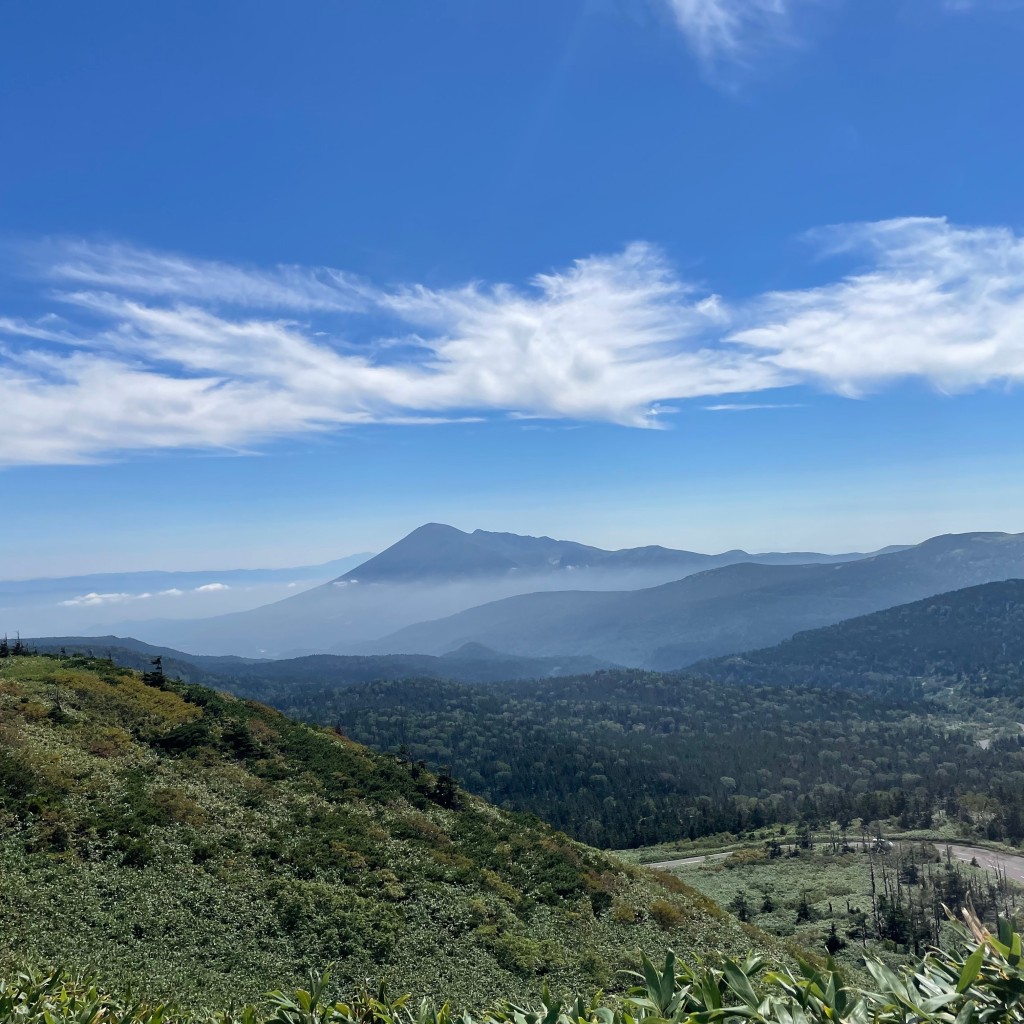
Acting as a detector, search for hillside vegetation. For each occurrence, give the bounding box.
[4,916,1024,1024]
[0,653,769,1009]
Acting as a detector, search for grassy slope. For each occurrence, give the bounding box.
[0,655,775,1010]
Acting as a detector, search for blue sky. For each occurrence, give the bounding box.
[3,0,1024,576]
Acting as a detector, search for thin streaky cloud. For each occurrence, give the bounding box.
[26,239,375,313]
[704,402,804,410]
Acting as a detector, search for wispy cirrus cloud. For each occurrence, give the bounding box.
[29,239,374,313]
[3,217,1024,467]
[730,218,1024,394]
[659,1,1000,69]
[660,0,809,66]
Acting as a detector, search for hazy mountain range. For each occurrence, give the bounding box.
[103,523,901,657]
[357,531,1024,667]
[13,525,1024,669]
[336,523,895,582]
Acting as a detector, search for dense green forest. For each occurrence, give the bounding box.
[253,670,1024,849]
[0,652,774,1008]
[201,582,1023,850]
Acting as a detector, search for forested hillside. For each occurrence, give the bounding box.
[0,652,769,1008]
[697,579,1024,702]
[267,670,1024,848]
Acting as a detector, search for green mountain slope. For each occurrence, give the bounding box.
[0,653,769,1009]
[695,579,1024,700]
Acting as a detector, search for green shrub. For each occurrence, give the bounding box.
[648,899,685,930]
[492,931,543,973]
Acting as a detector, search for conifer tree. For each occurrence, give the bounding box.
[143,656,165,687]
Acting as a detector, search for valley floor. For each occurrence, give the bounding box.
[644,837,1024,969]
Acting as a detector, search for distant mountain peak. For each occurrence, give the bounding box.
[336,523,517,583]
[410,522,467,537]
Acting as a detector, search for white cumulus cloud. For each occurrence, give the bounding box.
[195,583,230,592]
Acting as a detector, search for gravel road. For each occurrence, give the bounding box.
[946,844,1024,884]
[645,842,1024,882]
[645,851,733,869]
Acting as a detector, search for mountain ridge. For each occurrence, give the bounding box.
[336,523,905,584]
[24,635,619,687]
[359,531,1024,667]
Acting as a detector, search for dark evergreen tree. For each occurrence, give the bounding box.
[142,656,165,687]
[431,768,459,810]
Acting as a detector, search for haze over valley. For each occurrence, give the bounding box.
[9,521,919,658]
[16,524,1022,672]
